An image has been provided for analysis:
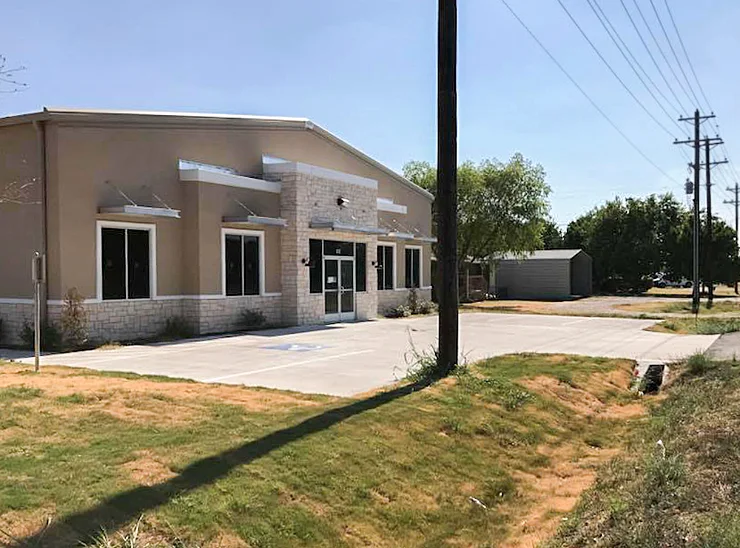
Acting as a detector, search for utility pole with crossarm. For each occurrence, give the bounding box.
[675,110,716,314]
[724,183,740,294]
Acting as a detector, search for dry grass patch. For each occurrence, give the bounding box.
[0,355,643,547]
[548,356,740,547]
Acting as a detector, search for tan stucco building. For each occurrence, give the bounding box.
[0,108,434,344]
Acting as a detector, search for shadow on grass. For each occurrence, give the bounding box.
[20,378,434,546]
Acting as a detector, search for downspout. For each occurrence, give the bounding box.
[33,120,48,325]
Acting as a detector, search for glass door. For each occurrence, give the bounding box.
[339,258,355,320]
[324,257,355,322]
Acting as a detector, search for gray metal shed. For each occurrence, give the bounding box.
[495,249,593,300]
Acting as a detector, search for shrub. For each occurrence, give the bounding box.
[404,342,443,382]
[19,321,62,351]
[407,288,421,314]
[418,300,438,314]
[158,316,194,341]
[385,305,411,318]
[686,353,711,376]
[60,287,88,349]
[240,309,266,330]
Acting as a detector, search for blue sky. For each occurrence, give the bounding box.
[3,0,739,228]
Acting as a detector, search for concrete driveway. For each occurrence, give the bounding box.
[4,313,717,396]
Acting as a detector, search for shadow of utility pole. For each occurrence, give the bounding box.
[21,378,434,546]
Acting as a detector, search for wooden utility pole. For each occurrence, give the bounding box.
[703,138,727,307]
[723,182,739,294]
[437,0,458,374]
[676,110,715,314]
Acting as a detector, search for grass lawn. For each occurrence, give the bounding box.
[547,354,740,547]
[616,299,740,315]
[0,355,643,547]
[645,285,738,298]
[648,316,740,335]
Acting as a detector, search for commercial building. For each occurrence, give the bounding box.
[0,108,434,344]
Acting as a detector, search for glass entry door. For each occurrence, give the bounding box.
[324,257,355,322]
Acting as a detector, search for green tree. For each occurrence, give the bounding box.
[404,154,552,264]
[541,220,564,249]
[564,193,739,292]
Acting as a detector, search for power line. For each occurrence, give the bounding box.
[618,0,688,114]
[589,0,683,117]
[497,0,681,186]
[555,0,679,139]
[648,0,703,110]
[661,0,712,112]
[585,0,686,133]
[630,0,694,108]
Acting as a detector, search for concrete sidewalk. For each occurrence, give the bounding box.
[2,313,717,396]
[705,332,740,361]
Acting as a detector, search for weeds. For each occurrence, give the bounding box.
[60,287,88,349]
[158,317,194,341]
[548,356,740,547]
[686,352,711,375]
[20,321,62,351]
[240,309,266,330]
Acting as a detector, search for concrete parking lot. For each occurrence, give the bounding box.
[3,313,717,396]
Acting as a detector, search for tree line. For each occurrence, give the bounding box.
[404,154,739,295]
[545,194,740,292]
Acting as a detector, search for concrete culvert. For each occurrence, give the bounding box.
[641,364,666,394]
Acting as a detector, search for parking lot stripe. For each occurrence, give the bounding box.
[204,350,374,383]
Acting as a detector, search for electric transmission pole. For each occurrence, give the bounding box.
[724,183,740,294]
[676,110,715,314]
[437,0,458,374]
[701,138,727,307]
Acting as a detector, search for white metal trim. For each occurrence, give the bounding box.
[99,205,181,219]
[96,220,157,302]
[221,228,266,297]
[0,298,34,304]
[377,242,397,291]
[264,161,378,190]
[181,168,282,194]
[404,244,423,289]
[377,198,408,214]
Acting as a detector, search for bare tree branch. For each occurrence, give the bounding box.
[0,54,28,93]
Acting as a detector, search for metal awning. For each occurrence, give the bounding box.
[98,205,181,219]
[223,215,288,227]
[310,217,387,235]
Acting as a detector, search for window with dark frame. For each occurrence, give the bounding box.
[377,245,394,290]
[405,247,421,289]
[224,233,260,296]
[101,227,151,300]
[309,239,323,294]
[355,243,366,292]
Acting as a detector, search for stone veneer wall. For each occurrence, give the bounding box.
[377,288,433,316]
[26,295,283,344]
[0,302,34,346]
[273,168,379,325]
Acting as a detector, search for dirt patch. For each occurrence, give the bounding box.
[464,300,557,315]
[503,444,616,548]
[0,366,325,415]
[0,507,78,547]
[522,375,644,420]
[123,450,177,486]
[204,532,251,547]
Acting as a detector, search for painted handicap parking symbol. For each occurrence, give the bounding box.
[262,343,327,352]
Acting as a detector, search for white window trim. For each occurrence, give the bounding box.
[405,244,423,289]
[221,228,266,297]
[377,242,397,291]
[96,220,157,301]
